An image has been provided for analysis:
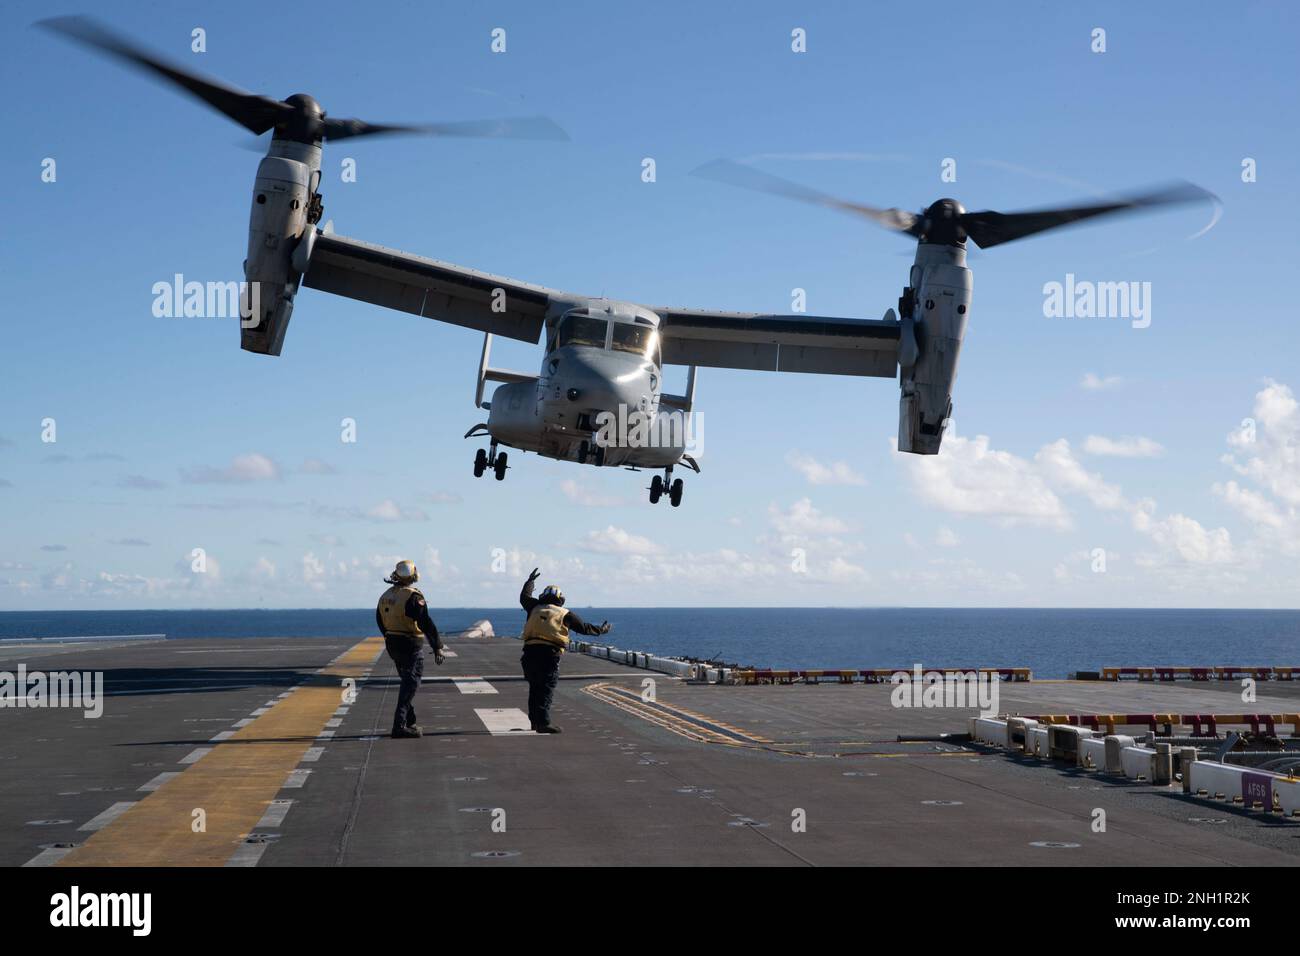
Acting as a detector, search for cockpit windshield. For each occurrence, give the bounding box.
[611,324,662,366]
[557,314,608,349]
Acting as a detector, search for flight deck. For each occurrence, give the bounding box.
[3,631,1298,867]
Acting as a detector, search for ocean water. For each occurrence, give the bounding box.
[1,608,1297,678]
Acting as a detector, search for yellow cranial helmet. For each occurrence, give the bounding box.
[390,560,418,584]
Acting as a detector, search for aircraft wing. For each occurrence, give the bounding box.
[652,308,900,377]
[302,231,569,344]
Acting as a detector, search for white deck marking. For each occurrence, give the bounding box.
[179,748,212,764]
[232,718,254,728]
[441,650,458,658]
[139,772,181,792]
[283,769,312,789]
[454,678,498,695]
[301,746,325,763]
[226,841,270,867]
[79,801,137,832]
[23,846,76,867]
[255,800,294,829]
[210,730,235,742]
[324,717,342,728]
[474,708,536,735]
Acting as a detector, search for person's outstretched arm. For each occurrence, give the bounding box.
[563,608,611,637]
[519,567,541,614]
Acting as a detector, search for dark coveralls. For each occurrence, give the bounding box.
[376,593,443,732]
[519,579,606,730]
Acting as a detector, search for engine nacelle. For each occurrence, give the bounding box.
[898,252,972,455]
[240,143,320,355]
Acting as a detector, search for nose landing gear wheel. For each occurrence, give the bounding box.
[669,477,684,507]
[493,451,509,481]
[649,475,663,504]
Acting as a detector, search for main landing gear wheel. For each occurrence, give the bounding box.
[669,477,683,507]
[473,441,508,480]
[649,466,684,506]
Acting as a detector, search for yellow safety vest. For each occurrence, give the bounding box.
[522,604,570,652]
[378,584,425,639]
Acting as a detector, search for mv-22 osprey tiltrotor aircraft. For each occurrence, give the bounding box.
[42,17,1216,508]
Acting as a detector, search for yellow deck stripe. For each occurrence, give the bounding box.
[58,637,383,867]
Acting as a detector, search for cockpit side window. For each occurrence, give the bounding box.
[557,315,609,349]
[611,325,661,367]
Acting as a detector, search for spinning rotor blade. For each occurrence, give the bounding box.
[37,16,291,134]
[322,116,569,142]
[692,159,922,236]
[40,16,570,146]
[958,182,1218,249]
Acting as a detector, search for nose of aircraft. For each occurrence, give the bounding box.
[553,350,650,417]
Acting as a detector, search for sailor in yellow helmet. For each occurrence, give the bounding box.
[376,560,445,739]
[519,567,610,733]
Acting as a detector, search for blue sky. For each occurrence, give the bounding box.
[1,1,1297,609]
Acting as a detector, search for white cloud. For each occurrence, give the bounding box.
[824,556,870,583]
[1214,480,1287,530]
[785,451,867,486]
[302,552,326,590]
[366,499,429,522]
[1131,510,1234,565]
[1214,382,1300,558]
[936,526,960,548]
[425,491,463,504]
[896,431,1237,572]
[300,458,337,475]
[579,525,662,556]
[560,479,628,507]
[894,434,1069,529]
[310,500,429,523]
[182,453,281,484]
[1223,380,1299,507]
[768,498,850,536]
[1082,435,1164,458]
[1035,439,1129,511]
[1081,372,1122,391]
